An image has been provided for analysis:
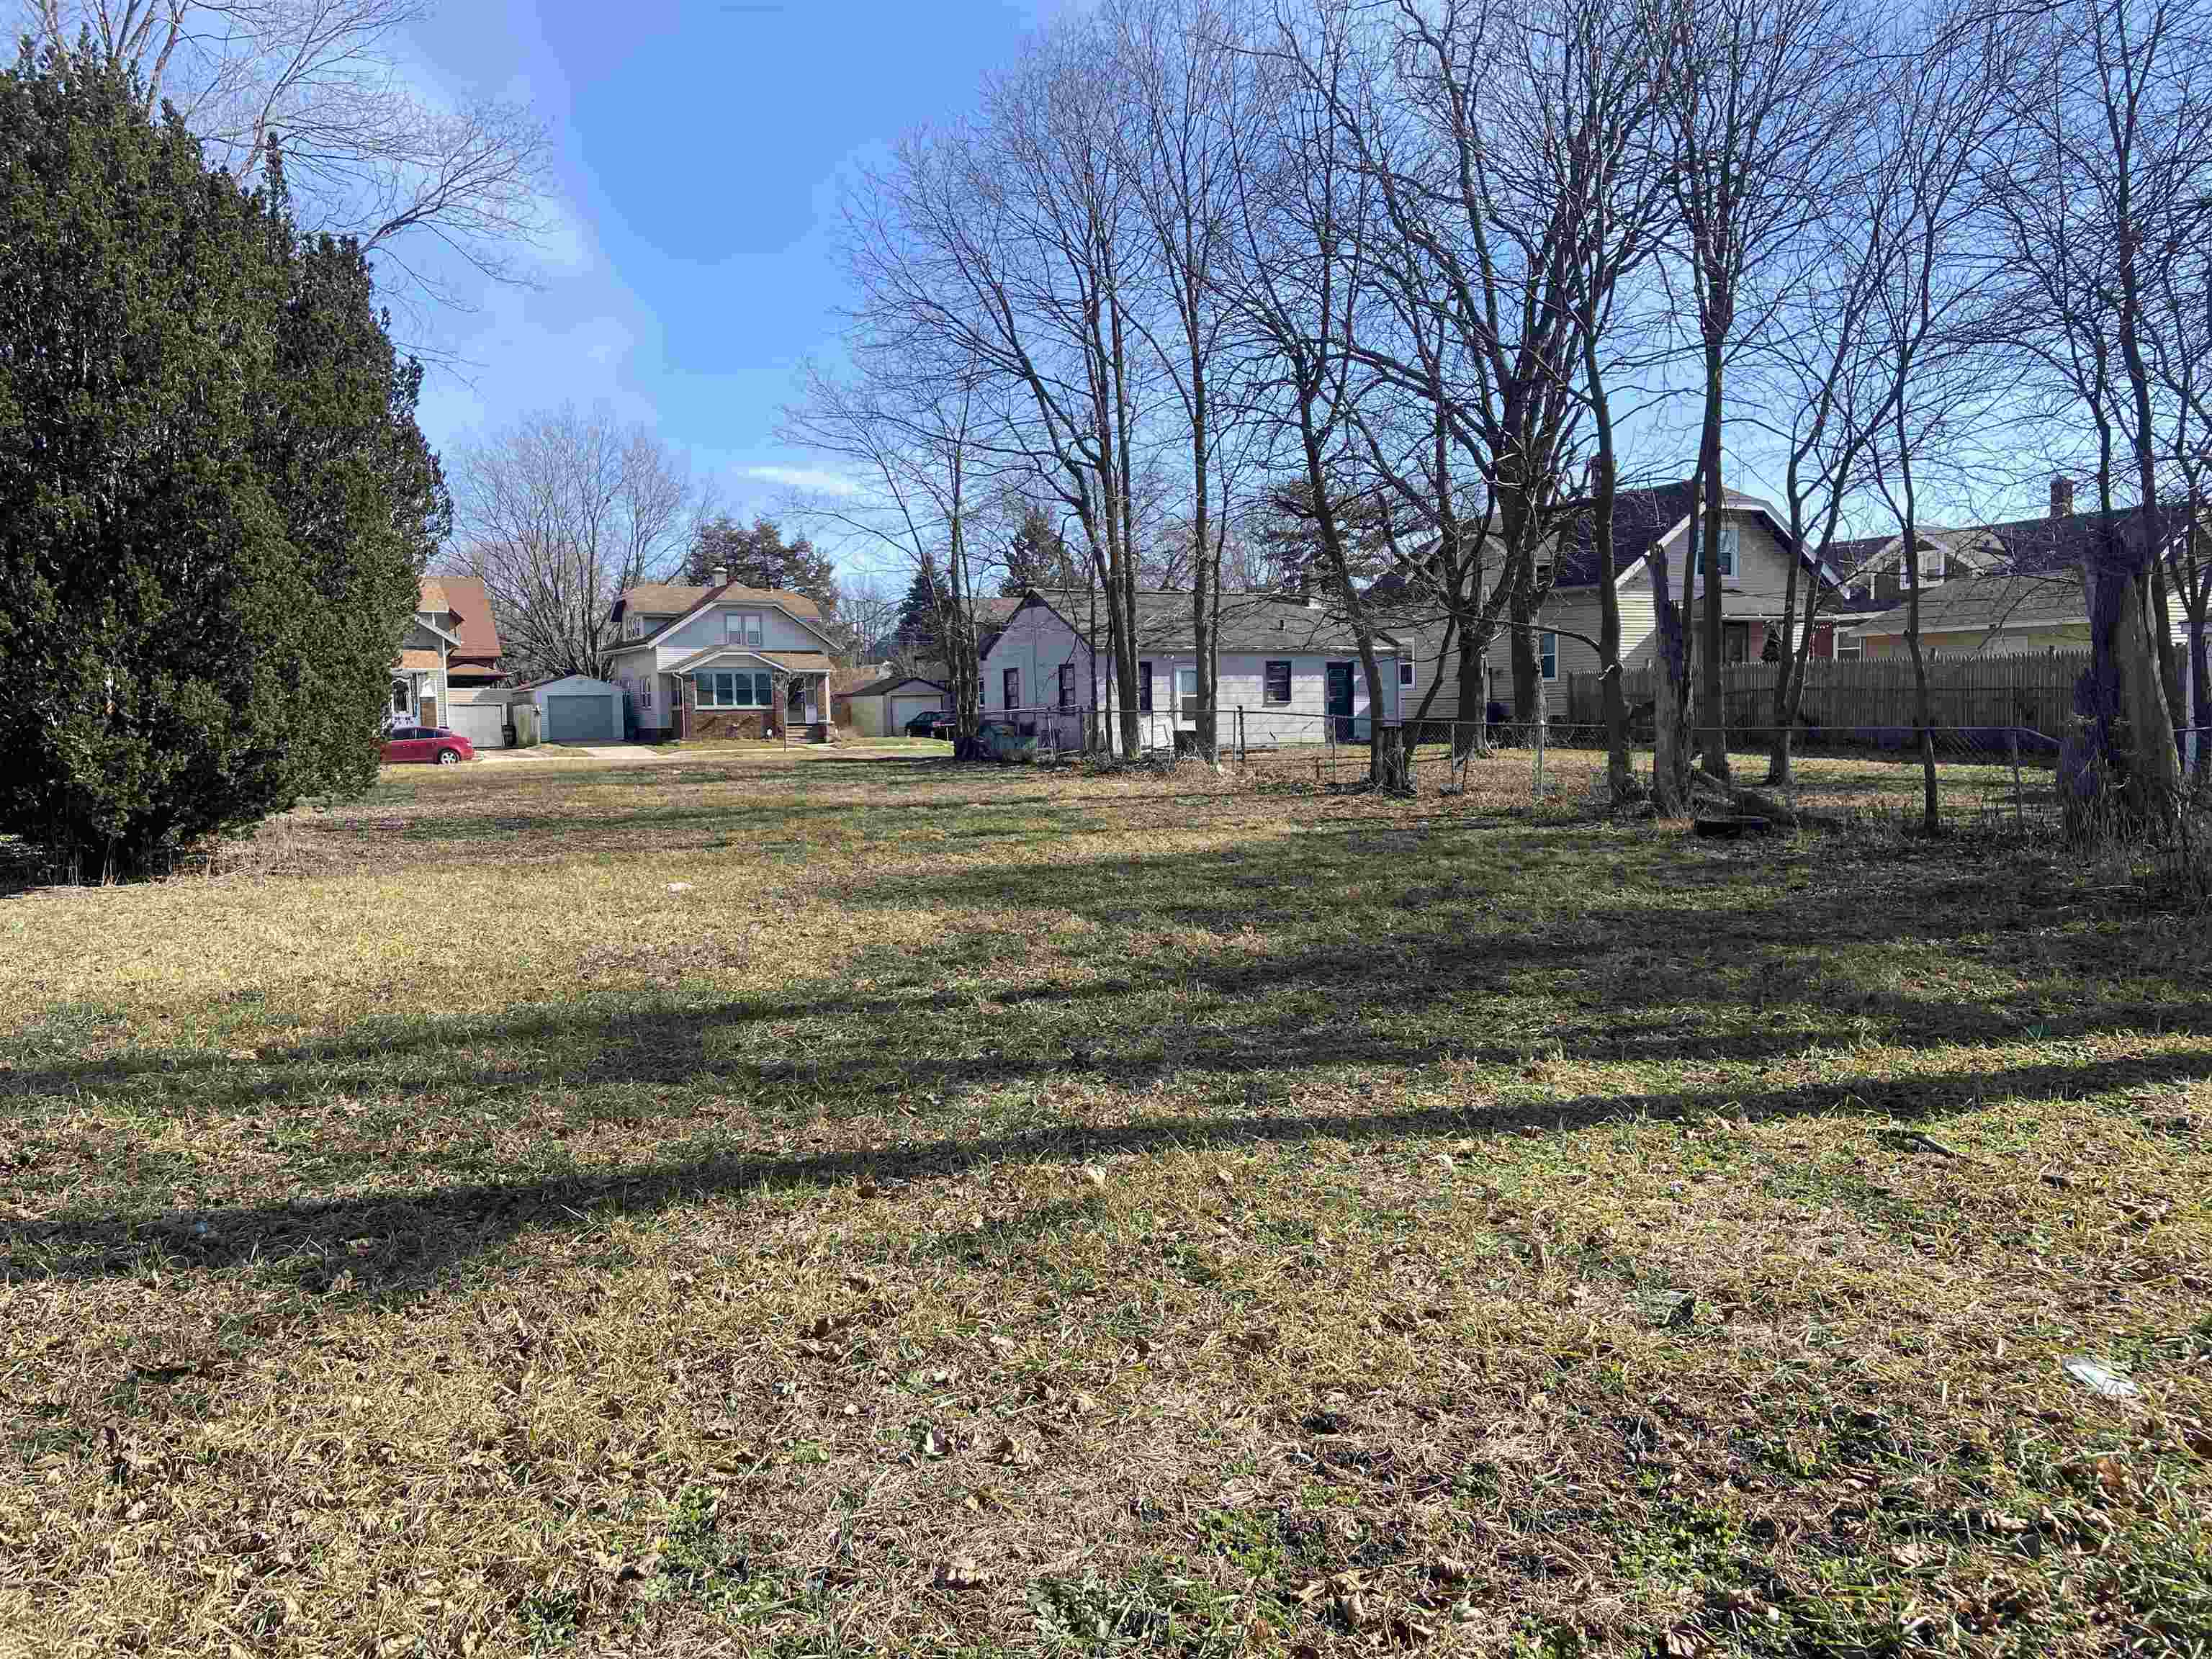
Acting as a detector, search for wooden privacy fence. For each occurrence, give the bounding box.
[1564,650,2092,736]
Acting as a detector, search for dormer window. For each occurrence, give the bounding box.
[726,610,765,647]
[1902,543,1945,586]
[624,614,644,639]
[1717,525,1739,580]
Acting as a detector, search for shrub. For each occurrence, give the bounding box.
[0,46,446,878]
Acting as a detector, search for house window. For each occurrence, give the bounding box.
[696,669,772,708]
[1539,631,1558,681]
[1002,667,1020,711]
[390,680,409,715]
[1717,525,1739,580]
[1264,660,1292,705]
[1177,666,1198,716]
[624,615,643,639]
[1136,660,1153,712]
[642,680,655,711]
[1905,544,1946,585]
[726,610,765,647]
[1398,660,1415,688]
[1058,662,1076,709]
[1837,637,1863,661]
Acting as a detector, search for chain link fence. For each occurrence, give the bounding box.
[1197,706,2206,839]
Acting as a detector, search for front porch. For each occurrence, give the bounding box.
[665,654,835,744]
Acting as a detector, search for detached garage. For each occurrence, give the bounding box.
[523,675,624,745]
[444,688,509,750]
[848,673,947,737]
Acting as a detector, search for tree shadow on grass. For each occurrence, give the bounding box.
[4,817,2200,1127]
[6,1045,2206,1299]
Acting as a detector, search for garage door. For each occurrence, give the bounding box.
[446,702,506,749]
[546,693,616,745]
[889,693,941,729]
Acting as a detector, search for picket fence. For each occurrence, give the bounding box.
[1563,649,2092,737]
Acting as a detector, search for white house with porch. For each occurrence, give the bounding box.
[603,569,839,742]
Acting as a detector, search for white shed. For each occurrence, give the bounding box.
[524,675,626,745]
[443,685,511,749]
[848,673,948,737]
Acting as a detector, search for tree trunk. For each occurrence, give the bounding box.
[1696,352,1729,780]
[1647,521,1688,816]
[2190,616,2209,785]
[1457,626,1490,760]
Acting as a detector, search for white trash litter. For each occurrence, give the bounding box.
[2060,1356,2139,1399]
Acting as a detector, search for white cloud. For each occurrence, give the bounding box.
[743,466,865,498]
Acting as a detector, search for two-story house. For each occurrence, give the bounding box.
[390,582,465,728]
[1387,482,1848,724]
[604,567,840,741]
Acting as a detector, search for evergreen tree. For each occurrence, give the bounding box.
[685,515,841,615]
[999,503,1074,594]
[0,46,446,878]
[893,563,944,660]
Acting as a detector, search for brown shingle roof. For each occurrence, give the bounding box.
[395,648,443,673]
[616,581,826,634]
[665,644,837,675]
[421,575,503,661]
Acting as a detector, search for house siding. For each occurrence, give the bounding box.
[979,598,1403,748]
[608,598,834,734]
[1860,622,2093,660]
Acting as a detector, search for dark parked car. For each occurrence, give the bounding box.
[904,708,954,738]
[381,725,475,765]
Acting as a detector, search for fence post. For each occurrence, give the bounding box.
[2009,725,2023,832]
[1534,713,1546,802]
[1238,705,1246,767]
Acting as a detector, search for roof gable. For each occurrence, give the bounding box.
[614,580,834,651]
[421,574,503,660]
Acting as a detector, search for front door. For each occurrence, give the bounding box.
[1722,621,1752,665]
[1326,662,1355,742]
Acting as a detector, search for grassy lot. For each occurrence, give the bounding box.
[1,749,2208,1658]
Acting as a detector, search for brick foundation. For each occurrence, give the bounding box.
[690,709,775,741]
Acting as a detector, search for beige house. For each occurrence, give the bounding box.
[1394,482,1843,723]
[603,568,840,742]
[1855,572,2093,659]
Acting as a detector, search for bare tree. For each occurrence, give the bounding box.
[29,0,553,318]
[2149,235,2212,776]
[1743,91,1892,788]
[450,407,701,683]
[839,19,1157,757]
[781,357,992,750]
[837,572,903,665]
[1111,0,1252,763]
[1653,0,1856,781]
[1985,0,2206,819]
[1545,0,1672,804]
[1223,1,1398,783]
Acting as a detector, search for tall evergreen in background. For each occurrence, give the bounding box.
[0,45,446,878]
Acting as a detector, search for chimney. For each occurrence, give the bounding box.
[2050,475,2074,519]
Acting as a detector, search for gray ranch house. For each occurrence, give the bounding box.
[980,587,1409,752]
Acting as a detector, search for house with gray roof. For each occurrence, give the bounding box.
[979,587,1408,752]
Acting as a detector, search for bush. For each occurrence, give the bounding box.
[0,47,446,878]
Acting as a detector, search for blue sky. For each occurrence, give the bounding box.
[395,1,1062,548]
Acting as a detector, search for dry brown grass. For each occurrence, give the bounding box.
[1,747,2208,1658]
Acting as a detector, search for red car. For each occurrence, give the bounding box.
[382,725,474,765]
